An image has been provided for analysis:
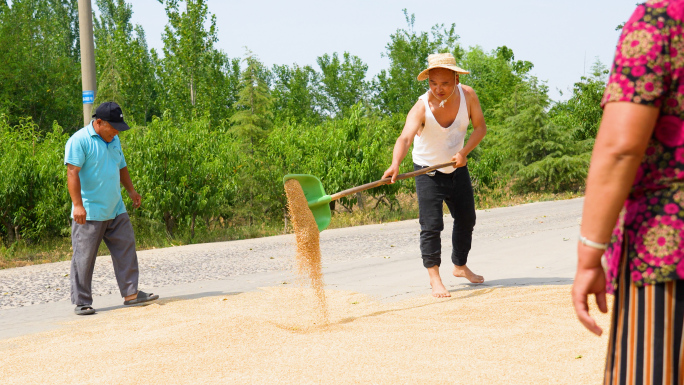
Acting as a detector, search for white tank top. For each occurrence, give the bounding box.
[412,84,469,174]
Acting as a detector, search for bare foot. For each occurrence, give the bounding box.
[430,278,451,298]
[427,266,451,298]
[453,265,485,284]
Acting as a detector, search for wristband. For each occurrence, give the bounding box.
[578,234,609,250]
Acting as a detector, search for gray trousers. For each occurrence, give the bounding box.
[70,213,139,305]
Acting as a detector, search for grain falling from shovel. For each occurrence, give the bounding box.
[284,179,329,323]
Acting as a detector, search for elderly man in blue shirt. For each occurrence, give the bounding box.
[64,101,158,315]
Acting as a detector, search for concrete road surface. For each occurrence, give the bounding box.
[0,197,584,340]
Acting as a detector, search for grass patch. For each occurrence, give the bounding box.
[0,190,583,270]
[474,186,584,210]
[0,238,72,269]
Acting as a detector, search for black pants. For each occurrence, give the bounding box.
[414,164,476,268]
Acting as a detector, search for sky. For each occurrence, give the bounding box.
[118,0,635,102]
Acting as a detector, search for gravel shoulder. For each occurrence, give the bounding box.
[0,197,584,310]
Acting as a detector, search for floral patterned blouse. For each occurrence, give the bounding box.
[602,0,684,294]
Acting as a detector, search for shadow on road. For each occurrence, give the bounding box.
[479,277,573,287]
[93,291,243,313]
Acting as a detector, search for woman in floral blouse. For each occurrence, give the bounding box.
[573,1,684,383]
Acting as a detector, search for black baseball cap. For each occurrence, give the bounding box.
[92,101,131,132]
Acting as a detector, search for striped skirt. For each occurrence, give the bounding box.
[604,260,684,384]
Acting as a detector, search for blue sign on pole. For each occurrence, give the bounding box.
[82,91,94,104]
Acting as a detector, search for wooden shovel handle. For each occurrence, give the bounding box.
[329,161,458,202]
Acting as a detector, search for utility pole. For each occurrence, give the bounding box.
[78,0,96,126]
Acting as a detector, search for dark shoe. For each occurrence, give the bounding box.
[123,291,159,306]
[74,305,96,315]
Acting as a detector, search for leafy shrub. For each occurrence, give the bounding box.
[0,116,70,243]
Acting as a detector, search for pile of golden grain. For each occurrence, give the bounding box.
[0,286,610,384]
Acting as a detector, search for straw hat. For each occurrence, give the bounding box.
[416,53,469,81]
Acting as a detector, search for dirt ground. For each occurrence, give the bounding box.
[0,285,611,385]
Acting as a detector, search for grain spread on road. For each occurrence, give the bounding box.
[0,286,610,384]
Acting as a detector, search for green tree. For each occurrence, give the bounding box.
[93,0,158,124]
[228,53,273,226]
[459,45,534,125]
[317,52,368,117]
[205,52,242,122]
[374,9,461,115]
[230,52,273,153]
[271,63,323,124]
[493,80,592,192]
[157,0,234,122]
[550,59,608,141]
[0,0,81,132]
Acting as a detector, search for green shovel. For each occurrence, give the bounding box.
[283,161,458,231]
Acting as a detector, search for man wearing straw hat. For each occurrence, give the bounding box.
[382,53,487,297]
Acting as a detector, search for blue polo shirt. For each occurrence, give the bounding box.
[64,122,127,221]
